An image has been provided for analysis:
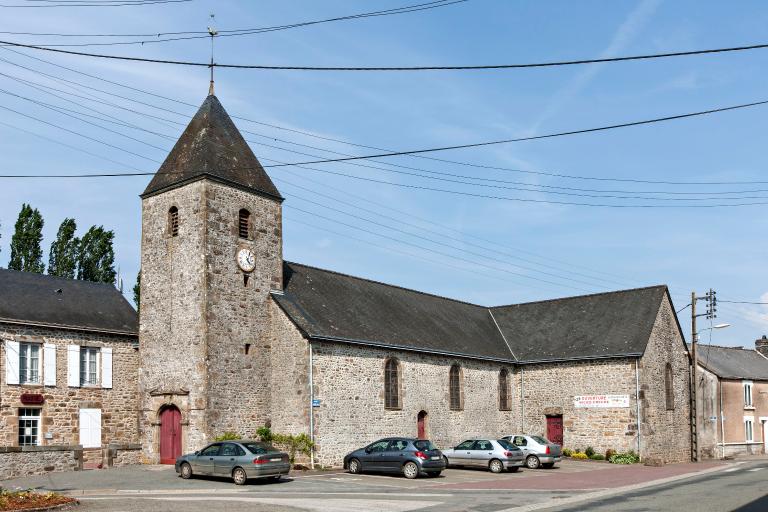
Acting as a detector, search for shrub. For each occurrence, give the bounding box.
[589,454,605,460]
[256,425,273,443]
[571,452,588,460]
[605,449,615,461]
[609,451,640,464]
[562,447,573,457]
[584,446,595,458]
[214,431,241,441]
[271,433,315,464]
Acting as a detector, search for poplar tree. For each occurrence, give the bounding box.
[133,271,141,311]
[77,226,116,284]
[8,204,45,273]
[48,218,79,279]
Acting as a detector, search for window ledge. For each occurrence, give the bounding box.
[384,406,402,411]
[744,406,756,410]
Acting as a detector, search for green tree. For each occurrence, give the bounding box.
[8,204,45,273]
[48,218,79,279]
[77,226,116,283]
[133,270,141,311]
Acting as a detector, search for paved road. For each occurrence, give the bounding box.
[1,459,755,511]
[545,460,768,512]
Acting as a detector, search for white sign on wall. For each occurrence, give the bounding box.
[574,394,630,408]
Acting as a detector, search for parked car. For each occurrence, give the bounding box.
[175,440,291,485]
[344,438,445,479]
[501,434,562,469]
[441,439,524,473]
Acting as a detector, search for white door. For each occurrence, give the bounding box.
[79,408,102,448]
[762,419,768,454]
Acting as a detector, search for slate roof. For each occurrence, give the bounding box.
[273,262,512,361]
[695,344,768,380]
[490,286,669,362]
[273,262,671,363]
[0,268,138,335]
[142,94,282,200]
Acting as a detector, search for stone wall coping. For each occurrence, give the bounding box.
[107,443,142,450]
[0,445,82,453]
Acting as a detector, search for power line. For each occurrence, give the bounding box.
[719,300,768,305]
[6,45,768,187]
[5,38,768,70]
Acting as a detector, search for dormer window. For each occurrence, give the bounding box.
[168,206,179,237]
[238,209,251,239]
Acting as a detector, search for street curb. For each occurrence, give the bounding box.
[504,462,740,512]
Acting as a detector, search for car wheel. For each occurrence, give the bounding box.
[179,462,193,479]
[489,459,504,474]
[426,471,441,478]
[403,461,419,479]
[348,458,362,474]
[443,456,450,468]
[232,467,248,485]
[542,463,555,469]
[508,466,520,473]
[526,455,541,469]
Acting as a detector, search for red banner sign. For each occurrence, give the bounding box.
[20,393,45,405]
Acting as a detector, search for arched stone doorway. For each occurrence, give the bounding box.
[417,411,428,439]
[159,405,182,464]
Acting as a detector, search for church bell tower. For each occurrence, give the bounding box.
[137,91,283,463]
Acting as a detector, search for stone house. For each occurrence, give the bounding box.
[695,339,768,458]
[0,269,140,477]
[137,92,693,467]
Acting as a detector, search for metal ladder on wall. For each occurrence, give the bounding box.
[690,372,698,462]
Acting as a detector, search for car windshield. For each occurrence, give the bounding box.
[530,436,550,444]
[242,442,274,454]
[413,440,436,451]
[497,439,518,450]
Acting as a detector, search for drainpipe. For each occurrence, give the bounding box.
[719,379,725,459]
[520,367,525,434]
[635,359,641,457]
[308,341,315,469]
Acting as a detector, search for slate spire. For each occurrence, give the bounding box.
[141,95,282,200]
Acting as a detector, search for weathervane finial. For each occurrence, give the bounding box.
[207,13,218,96]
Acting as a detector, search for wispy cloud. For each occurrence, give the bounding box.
[525,0,663,135]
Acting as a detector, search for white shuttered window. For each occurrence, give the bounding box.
[101,348,112,389]
[67,345,80,387]
[4,340,20,385]
[43,344,56,386]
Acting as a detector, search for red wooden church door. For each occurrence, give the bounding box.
[546,415,563,446]
[417,411,427,439]
[159,406,182,464]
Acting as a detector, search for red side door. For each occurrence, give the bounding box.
[546,415,564,446]
[159,407,182,464]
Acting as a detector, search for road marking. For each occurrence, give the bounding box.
[747,467,764,472]
[723,468,741,473]
[82,492,455,498]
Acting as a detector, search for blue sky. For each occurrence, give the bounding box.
[1,0,767,348]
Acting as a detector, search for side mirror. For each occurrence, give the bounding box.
[364,448,372,454]
[194,451,200,456]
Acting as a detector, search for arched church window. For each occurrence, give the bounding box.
[449,364,463,410]
[238,209,251,239]
[384,358,401,409]
[665,363,674,410]
[168,206,179,237]
[499,368,511,411]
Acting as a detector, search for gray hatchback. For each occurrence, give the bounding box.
[344,438,445,479]
[176,440,291,485]
[442,439,524,473]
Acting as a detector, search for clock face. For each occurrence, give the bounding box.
[236,248,256,272]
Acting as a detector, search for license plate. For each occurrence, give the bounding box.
[270,458,282,462]
[431,456,440,460]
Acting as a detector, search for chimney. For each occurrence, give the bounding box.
[756,335,768,357]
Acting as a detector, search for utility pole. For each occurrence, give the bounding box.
[690,288,717,462]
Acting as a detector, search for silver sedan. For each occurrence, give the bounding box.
[501,434,562,469]
[175,440,291,485]
[441,439,524,473]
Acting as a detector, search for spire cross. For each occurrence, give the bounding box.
[207,13,218,96]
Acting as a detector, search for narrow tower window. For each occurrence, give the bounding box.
[449,364,463,410]
[499,368,511,411]
[384,358,401,409]
[168,206,179,237]
[238,209,251,239]
[665,363,674,410]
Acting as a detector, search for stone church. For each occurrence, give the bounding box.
[136,91,693,466]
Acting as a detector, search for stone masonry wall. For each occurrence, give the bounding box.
[696,365,720,458]
[139,182,209,461]
[269,300,310,437]
[0,323,138,453]
[638,294,691,463]
[310,341,516,467]
[0,446,82,480]
[518,358,638,455]
[203,181,283,440]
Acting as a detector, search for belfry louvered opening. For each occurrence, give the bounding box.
[168,206,179,237]
[238,209,251,239]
